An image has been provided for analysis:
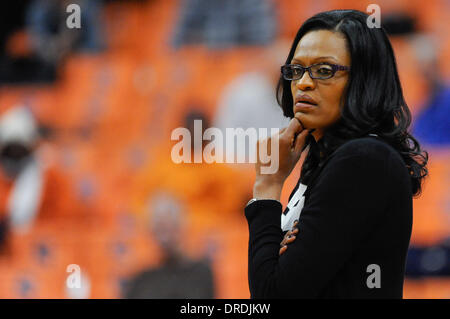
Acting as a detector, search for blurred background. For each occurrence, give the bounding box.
[0,0,448,298]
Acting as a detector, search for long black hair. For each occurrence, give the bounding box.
[276,9,428,196]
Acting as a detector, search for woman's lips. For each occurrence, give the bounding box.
[295,102,317,112]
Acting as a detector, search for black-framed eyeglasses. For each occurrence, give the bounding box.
[281,63,350,80]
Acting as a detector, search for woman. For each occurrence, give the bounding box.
[245,10,428,298]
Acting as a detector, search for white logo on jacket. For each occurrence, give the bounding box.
[281,183,307,232]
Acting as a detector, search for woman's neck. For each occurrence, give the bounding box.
[311,129,324,142]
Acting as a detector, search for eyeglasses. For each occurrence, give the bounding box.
[281,63,350,80]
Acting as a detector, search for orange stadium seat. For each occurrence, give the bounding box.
[131,142,250,231]
[404,278,450,299]
[211,218,250,299]
[53,55,106,129]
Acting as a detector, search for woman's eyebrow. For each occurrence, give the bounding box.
[291,56,338,63]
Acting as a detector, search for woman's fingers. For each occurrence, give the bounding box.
[279,234,296,255]
[281,118,304,144]
[279,224,299,255]
[280,226,299,246]
[278,127,287,135]
[285,235,296,244]
[279,118,310,158]
[280,230,292,246]
[279,237,296,255]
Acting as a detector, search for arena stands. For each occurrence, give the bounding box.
[0,0,448,298]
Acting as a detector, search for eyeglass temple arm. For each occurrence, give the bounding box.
[335,65,350,71]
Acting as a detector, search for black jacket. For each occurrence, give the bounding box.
[245,137,413,298]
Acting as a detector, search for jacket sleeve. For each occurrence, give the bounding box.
[245,148,390,298]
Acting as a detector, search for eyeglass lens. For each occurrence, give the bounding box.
[283,64,334,80]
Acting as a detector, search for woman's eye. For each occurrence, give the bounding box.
[318,67,332,75]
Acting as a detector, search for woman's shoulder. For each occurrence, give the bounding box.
[304,136,409,199]
[332,136,401,162]
[327,136,409,180]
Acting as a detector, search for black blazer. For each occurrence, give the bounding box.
[245,137,413,298]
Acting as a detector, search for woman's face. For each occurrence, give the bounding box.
[290,30,350,140]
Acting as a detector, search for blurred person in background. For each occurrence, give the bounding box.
[0,0,53,84]
[213,39,291,162]
[26,0,104,64]
[123,191,215,299]
[410,34,450,146]
[0,106,78,243]
[0,0,104,84]
[381,13,449,146]
[172,0,277,49]
[0,106,44,236]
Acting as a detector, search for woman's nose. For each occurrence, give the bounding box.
[295,71,315,91]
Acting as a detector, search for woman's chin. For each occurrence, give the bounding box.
[293,113,315,129]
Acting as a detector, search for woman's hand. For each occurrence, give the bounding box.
[279,220,299,255]
[253,117,309,200]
